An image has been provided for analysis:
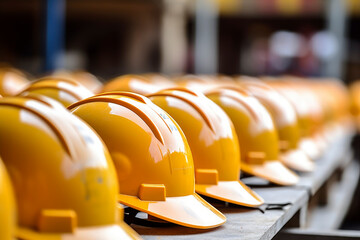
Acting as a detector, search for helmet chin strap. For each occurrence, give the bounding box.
[124,207,174,228]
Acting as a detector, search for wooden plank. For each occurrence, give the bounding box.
[133,188,309,240]
[307,161,360,229]
[275,228,360,240]
[296,135,354,195]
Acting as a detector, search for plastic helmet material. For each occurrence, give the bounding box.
[0,159,17,240]
[68,92,226,229]
[205,88,299,186]
[101,75,165,95]
[316,79,354,138]
[289,78,350,150]
[71,71,103,93]
[0,97,141,240]
[51,70,103,94]
[141,74,175,87]
[17,92,69,112]
[236,81,314,172]
[0,68,29,96]
[175,75,222,92]
[286,80,329,156]
[298,80,342,150]
[267,81,322,160]
[19,77,94,107]
[148,88,264,207]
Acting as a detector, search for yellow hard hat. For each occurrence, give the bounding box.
[294,80,335,150]
[19,77,93,107]
[51,70,103,94]
[175,75,220,92]
[141,73,175,86]
[267,81,322,160]
[0,159,17,240]
[16,92,69,113]
[17,91,70,113]
[205,88,299,186]
[288,80,328,156]
[236,81,314,172]
[71,71,103,93]
[148,88,264,207]
[0,67,29,96]
[101,75,164,95]
[0,97,141,239]
[68,92,226,229]
[316,80,353,137]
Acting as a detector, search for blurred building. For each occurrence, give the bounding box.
[0,0,359,82]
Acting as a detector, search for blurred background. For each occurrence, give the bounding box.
[0,0,360,83]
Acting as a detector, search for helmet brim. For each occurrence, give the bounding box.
[313,133,328,153]
[299,138,321,160]
[118,193,226,229]
[280,149,315,172]
[16,222,141,240]
[241,160,299,186]
[195,180,264,207]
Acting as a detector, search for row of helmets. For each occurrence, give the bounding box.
[0,67,354,239]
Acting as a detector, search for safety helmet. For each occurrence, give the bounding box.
[0,97,141,239]
[101,75,167,95]
[71,71,103,93]
[148,88,264,207]
[142,74,174,86]
[51,70,103,94]
[267,80,322,160]
[16,92,75,118]
[235,80,314,172]
[0,67,29,96]
[68,92,226,229]
[205,88,299,185]
[295,80,338,150]
[175,75,221,92]
[19,77,94,107]
[0,159,17,240]
[287,79,328,148]
[315,79,354,138]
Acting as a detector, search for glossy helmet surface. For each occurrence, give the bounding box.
[101,75,168,95]
[0,159,16,240]
[0,97,141,239]
[205,88,299,185]
[236,80,314,172]
[69,92,226,229]
[148,88,264,207]
[0,67,29,96]
[19,77,93,107]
